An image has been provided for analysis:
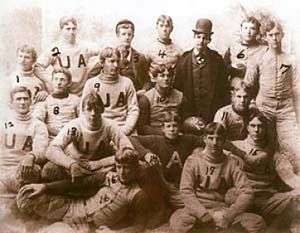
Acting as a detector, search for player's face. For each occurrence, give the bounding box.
[11,91,31,114]
[61,22,77,44]
[232,89,251,113]
[116,162,136,184]
[265,26,283,50]
[163,121,179,140]
[102,55,120,78]
[82,105,102,129]
[204,134,225,155]
[117,28,134,46]
[17,51,35,71]
[156,21,172,40]
[156,70,172,88]
[193,33,210,51]
[240,22,258,43]
[52,73,69,94]
[247,117,267,142]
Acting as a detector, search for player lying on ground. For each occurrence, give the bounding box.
[34,68,80,140]
[170,122,266,233]
[17,148,150,233]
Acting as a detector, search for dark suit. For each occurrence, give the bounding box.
[174,48,230,122]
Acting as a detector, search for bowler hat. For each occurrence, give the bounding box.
[192,18,213,34]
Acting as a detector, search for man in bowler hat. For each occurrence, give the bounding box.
[174,18,230,123]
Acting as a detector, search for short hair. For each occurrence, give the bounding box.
[232,80,252,94]
[264,20,284,35]
[156,15,173,30]
[10,86,31,102]
[248,109,269,128]
[204,122,227,138]
[59,16,77,29]
[163,111,181,123]
[115,147,139,167]
[115,19,135,34]
[149,63,175,78]
[17,44,37,63]
[52,67,72,82]
[99,47,121,67]
[241,16,261,32]
[81,92,104,113]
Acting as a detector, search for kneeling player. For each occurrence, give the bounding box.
[0,86,48,199]
[17,148,150,233]
[170,123,265,233]
[42,92,134,194]
[34,68,80,140]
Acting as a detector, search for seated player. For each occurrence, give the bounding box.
[17,148,150,233]
[42,92,134,194]
[9,45,49,104]
[170,123,266,233]
[34,68,80,140]
[214,80,252,141]
[131,111,204,221]
[82,47,139,136]
[228,111,300,232]
[0,86,48,199]
[137,63,190,135]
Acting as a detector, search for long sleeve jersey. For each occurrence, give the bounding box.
[137,88,190,135]
[81,74,139,135]
[214,105,249,141]
[180,151,253,220]
[130,134,204,186]
[9,69,48,102]
[244,46,297,100]
[34,93,79,139]
[0,110,48,172]
[46,117,134,169]
[36,41,98,96]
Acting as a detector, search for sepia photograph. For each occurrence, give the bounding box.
[1,0,300,232]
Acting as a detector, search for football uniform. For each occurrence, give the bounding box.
[17,172,149,230]
[46,117,134,169]
[34,93,79,139]
[214,105,248,141]
[36,41,98,96]
[137,88,188,135]
[9,69,48,103]
[0,109,48,197]
[81,74,139,136]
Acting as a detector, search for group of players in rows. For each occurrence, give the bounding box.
[1,13,300,233]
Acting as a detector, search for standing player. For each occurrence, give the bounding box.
[174,18,230,123]
[81,47,139,136]
[17,148,150,233]
[0,86,48,199]
[34,16,99,96]
[244,20,300,171]
[115,19,149,92]
[214,80,252,141]
[170,123,265,233]
[137,63,190,135]
[229,111,300,232]
[224,16,264,88]
[43,92,134,185]
[9,45,49,104]
[34,68,79,140]
[145,15,182,81]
